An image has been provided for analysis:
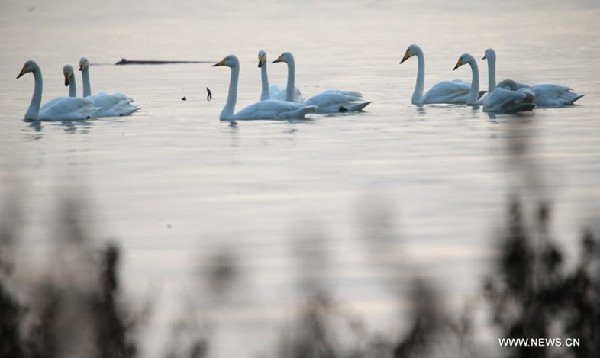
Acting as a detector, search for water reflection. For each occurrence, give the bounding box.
[21,119,93,138]
[22,121,44,141]
[56,120,93,134]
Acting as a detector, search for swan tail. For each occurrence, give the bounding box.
[297,105,317,117]
[343,102,371,112]
[280,105,317,119]
[119,105,139,116]
[566,94,584,105]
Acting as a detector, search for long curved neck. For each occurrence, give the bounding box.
[68,75,77,97]
[487,57,496,92]
[81,68,92,97]
[221,65,239,120]
[412,49,425,105]
[25,67,43,120]
[260,63,270,101]
[467,60,480,105]
[285,57,296,102]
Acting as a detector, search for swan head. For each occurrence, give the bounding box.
[482,48,495,61]
[79,57,90,71]
[63,65,74,86]
[400,44,421,64]
[498,79,518,91]
[273,52,293,64]
[258,50,267,68]
[213,55,239,68]
[17,60,38,79]
[453,53,474,71]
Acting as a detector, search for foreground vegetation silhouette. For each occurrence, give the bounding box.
[1,125,598,357]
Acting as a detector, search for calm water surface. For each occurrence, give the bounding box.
[1,0,600,356]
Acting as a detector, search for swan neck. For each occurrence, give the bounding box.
[81,68,92,97]
[260,62,269,101]
[413,50,425,105]
[467,60,480,105]
[286,58,296,102]
[487,58,496,92]
[221,65,239,120]
[26,67,43,120]
[68,75,77,97]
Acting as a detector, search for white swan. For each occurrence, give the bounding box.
[17,60,98,121]
[481,49,529,94]
[454,53,535,113]
[400,44,471,105]
[272,52,370,114]
[451,53,481,106]
[484,48,582,107]
[63,65,78,98]
[213,55,316,121]
[477,49,535,113]
[258,50,301,102]
[79,57,138,117]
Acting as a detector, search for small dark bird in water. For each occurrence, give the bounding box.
[182,96,187,101]
[206,87,212,101]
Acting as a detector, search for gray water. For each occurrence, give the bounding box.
[2,0,600,356]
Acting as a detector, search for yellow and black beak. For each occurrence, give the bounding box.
[272,55,283,63]
[213,58,226,67]
[453,58,464,71]
[64,74,70,86]
[258,55,265,68]
[400,50,410,64]
[17,66,26,79]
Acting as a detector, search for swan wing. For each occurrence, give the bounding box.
[38,97,98,121]
[87,92,138,117]
[422,80,471,104]
[304,90,368,113]
[482,88,535,113]
[233,99,315,120]
[530,83,583,107]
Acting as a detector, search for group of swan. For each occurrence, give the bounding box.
[17,58,137,121]
[213,51,371,121]
[401,44,582,113]
[452,52,535,113]
[258,50,301,102]
[17,46,582,121]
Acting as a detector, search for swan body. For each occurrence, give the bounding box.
[400,44,471,105]
[484,49,582,107]
[258,50,301,102]
[79,57,138,117]
[17,60,98,121]
[273,52,370,113]
[214,55,316,121]
[480,87,535,113]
